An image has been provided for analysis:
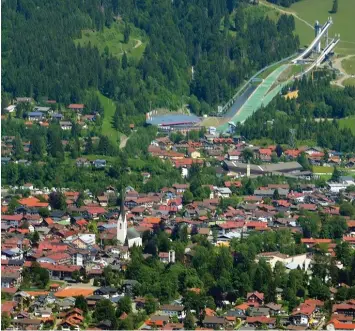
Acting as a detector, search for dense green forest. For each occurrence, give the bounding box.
[266,0,302,8]
[238,76,355,152]
[2,0,299,118]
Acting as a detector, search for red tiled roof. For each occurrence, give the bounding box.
[246,317,276,324]
[291,303,316,316]
[328,319,355,330]
[1,301,17,313]
[68,104,85,109]
[18,197,49,208]
[247,291,264,301]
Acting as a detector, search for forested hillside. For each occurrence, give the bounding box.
[2,0,299,117]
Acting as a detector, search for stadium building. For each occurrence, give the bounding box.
[146,111,201,132]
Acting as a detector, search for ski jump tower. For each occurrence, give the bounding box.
[314,18,332,53]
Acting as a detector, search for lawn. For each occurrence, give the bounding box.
[74,21,147,61]
[341,56,355,75]
[312,165,334,174]
[338,115,355,134]
[343,77,355,87]
[97,91,122,147]
[290,0,355,55]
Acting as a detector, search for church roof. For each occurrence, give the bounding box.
[127,227,141,240]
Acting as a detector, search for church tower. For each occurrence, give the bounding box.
[117,189,127,245]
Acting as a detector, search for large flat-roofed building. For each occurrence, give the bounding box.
[146,112,201,131]
[224,160,306,177]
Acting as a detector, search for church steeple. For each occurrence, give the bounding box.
[117,188,127,245]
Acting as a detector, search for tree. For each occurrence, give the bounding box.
[184,311,195,330]
[331,0,338,13]
[340,202,355,217]
[297,152,311,171]
[123,23,130,43]
[116,296,132,317]
[183,190,193,204]
[309,276,330,300]
[242,148,253,162]
[145,295,158,315]
[48,191,66,210]
[331,167,341,182]
[275,144,283,157]
[272,189,280,200]
[13,135,24,159]
[122,52,128,70]
[93,299,118,329]
[31,135,45,160]
[85,137,93,154]
[75,295,88,315]
[31,231,40,245]
[1,313,11,330]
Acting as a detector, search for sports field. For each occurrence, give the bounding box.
[217,64,289,131]
[290,0,355,55]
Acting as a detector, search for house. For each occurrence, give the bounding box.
[93,159,107,168]
[246,316,276,329]
[159,250,176,264]
[332,303,355,318]
[214,187,232,198]
[68,104,85,112]
[173,184,189,194]
[1,270,22,288]
[289,303,316,327]
[264,303,282,315]
[228,150,241,161]
[327,319,355,331]
[122,280,140,296]
[203,316,226,329]
[28,112,44,121]
[60,121,72,130]
[76,158,90,167]
[52,113,64,121]
[93,287,119,298]
[247,291,264,306]
[11,318,42,330]
[146,315,170,328]
[159,304,186,320]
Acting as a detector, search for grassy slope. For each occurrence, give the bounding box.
[97,91,122,146]
[290,0,355,55]
[338,116,355,134]
[74,21,147,60]
[343,77,355,87]
[341,56,355,75]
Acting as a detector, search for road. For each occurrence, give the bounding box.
[331,55,354,87]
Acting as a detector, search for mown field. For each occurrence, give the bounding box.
[338,115,355,134]
[342,56,355,75]
[74,21,147,61]
[343,77,355,87]
[290,0,355,55]
[97,91,122,147]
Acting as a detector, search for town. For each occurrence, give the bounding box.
[2,102,355,330]
[2,0,355,329]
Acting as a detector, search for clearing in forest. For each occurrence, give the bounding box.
[74,21,147,60]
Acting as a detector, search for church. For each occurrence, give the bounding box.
[117,190,142,248]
